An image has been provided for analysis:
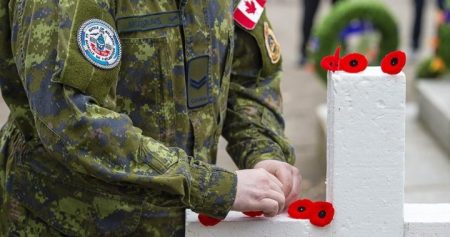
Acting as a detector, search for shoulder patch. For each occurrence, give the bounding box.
[264,22,281,64]
[233,0,266,30]
[77,19,121,69]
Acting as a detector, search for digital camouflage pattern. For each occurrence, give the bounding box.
[0,0,295,236]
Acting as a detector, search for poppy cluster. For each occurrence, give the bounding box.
[288,199,335,227]
[320,47,406,75]
[198,211,264,227]
[198,201,335,228]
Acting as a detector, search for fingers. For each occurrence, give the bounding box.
[264,188,285,213]
[261,168,283,191]
[270,165,301,209]
[285,169,301,209]
[275,166,292,196]
[261,169,285,213]
[232,167,298,216]
[255,162,300,201]
[266,175,284,197]
[271,165,302,212]
[259,198,279,217]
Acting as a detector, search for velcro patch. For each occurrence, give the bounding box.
[264,22,281,64]
[77,19,121,69]
[116,11,181,33]
[187,56,210,109]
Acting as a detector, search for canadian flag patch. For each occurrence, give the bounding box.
[233,0,266,30]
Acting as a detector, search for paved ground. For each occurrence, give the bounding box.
[404,105,450,203]
[1,0,448,202]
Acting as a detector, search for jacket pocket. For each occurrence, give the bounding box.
[116,36,174,140]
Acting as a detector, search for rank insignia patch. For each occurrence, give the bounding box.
[187,56,211,109]
[234,0,266,30]
[77,19,121,69]
[264,22,281,64]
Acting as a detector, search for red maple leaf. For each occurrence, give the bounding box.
[245,0,257,14]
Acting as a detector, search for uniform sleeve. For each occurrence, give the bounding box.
[10,0,235,218]
[223,11,295,169]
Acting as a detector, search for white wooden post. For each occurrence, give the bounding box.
[404,203,450,236]
[185,67,450,237]
[326,67,406,237]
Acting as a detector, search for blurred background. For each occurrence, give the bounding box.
[220,0,450,202]
[1,0,449,203]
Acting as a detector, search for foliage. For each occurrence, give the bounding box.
[416,11,450,79]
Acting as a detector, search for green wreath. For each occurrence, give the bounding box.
[311,0,399,82]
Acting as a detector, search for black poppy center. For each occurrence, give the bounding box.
[391,57,398,66]
[318,210,326,218]
[297,206,306,212]
[350,59,358,67]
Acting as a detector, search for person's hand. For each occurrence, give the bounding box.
[232,169,285,217]
[253,160,301,210]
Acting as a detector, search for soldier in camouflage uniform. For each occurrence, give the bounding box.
[0,0,299,236]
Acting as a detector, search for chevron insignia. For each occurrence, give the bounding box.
[190,76,208,89]
[187,55,210,108]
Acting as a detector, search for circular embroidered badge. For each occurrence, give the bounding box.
[77,19,121,69]
[264,22,281,64]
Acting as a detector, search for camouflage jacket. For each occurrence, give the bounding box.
[0,0,294,236]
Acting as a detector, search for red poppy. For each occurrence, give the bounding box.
[243,211,264,217]
[381,50,406,75]
[320,47,341,72]
[321,55,340,72]
[198,214,222,226]
[288,199,314,219]
[309,201,335,227]
[340,53,368,73]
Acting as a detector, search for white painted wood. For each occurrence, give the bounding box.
[404,204,450,237]
[318,103,450,203]
[326,67,406,237]
[186,68,449,237]
[186,210,331,237]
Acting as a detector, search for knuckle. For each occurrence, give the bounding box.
[260,169,270,175]
[254,190,265,200]
[257,168,266,173]
[261,178,270,186]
